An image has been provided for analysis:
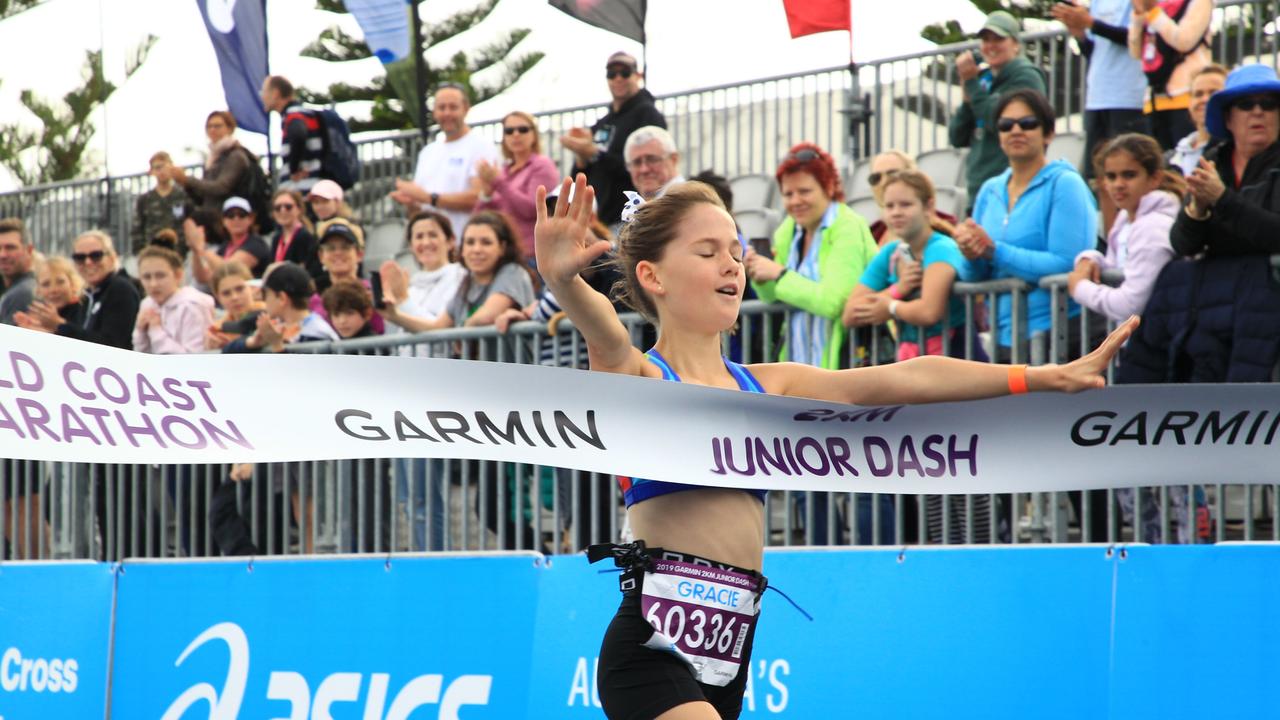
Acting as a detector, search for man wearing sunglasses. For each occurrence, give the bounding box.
[0,218,35,326]
[560,51,667,225]
[949,10,1047,211]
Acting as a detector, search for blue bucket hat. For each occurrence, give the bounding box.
[1206,64,1280,139]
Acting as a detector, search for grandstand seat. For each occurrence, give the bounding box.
[847,196,880,223]
[844,160,872,198]
[1047,132,1086,172]
[362,218,408,275]
[728,174,778,212]
[916,148,967,187]
[934,186,968,221]
[734,208,782,241]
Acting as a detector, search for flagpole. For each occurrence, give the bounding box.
[411,0,430,139]
[263,0,277,193]
[640,0,648,84]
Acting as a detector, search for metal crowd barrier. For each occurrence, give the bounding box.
[2,0,1271,259]
[6,274,1280,561]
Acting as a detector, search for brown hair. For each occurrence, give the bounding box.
[35,256,84,300]
[137,245,184,272]
[879,170,957,237]
[460,211,532,289]
[500,111,542,162]
[1098,133,1187,198]
[0,217,27,242]
[149,151,173,165]
[1192,63,1229,83]
[614,181,726,321]
[265,75,294,99]
[211,260,253,295]
[273,188,313,234]
[150,228,180,252]
[406,209,456,263]
[322,280,373,318]
[206,111,237,133]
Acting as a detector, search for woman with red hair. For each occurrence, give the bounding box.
[745,142,877,369]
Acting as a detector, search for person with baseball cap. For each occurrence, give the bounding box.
[949,10,1047,211]
[559,51,667,225]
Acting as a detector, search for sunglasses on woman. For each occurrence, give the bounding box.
[503,126,533,136]
[72,250,106,264]
[868,168,900,187]
[1232,95,1280,112]
[273,203,296,211]
[996,116,1042,133]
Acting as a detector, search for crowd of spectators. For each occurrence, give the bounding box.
[6,5,1280,557]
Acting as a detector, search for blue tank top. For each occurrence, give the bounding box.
[619,349,769,507]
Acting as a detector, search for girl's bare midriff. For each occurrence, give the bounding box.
[627,487,765,571]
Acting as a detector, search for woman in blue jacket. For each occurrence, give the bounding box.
[954,88,1098,362]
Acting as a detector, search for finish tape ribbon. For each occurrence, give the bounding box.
[1,325,1276,493]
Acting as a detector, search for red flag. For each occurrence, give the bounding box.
[782,0,851,39]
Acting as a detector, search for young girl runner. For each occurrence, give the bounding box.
[536,174,1137,720]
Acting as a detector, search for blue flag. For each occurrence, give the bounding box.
[347,0,412,65]
[195,0,269,134]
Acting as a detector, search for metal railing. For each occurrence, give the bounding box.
[4,0,1272,259]
[7,264,1280,562]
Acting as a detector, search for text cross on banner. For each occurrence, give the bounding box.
[0,325,1276,493]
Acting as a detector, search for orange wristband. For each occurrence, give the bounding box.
[1145,7,1162,24]
[1008,364,1029,395]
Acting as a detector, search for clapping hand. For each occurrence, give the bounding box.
[389,178,419,208]
[476,159,499,187]
[1049,2,1092,36]
[13,301,62,332]
[534,174,609,288]
[956,52,980,82]
[135,307,161,331]
[1187,158,1225,216]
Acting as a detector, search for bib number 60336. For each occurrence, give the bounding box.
[646,602,742,655]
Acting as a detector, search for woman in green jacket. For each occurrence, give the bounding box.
[745,143,877,370]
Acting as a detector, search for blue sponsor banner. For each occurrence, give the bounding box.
[0,562,114,719]
[1110,544,1280,718]
[531,546,1115,717]
[111,554,541,718]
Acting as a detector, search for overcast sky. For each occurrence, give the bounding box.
[0,0,985,190]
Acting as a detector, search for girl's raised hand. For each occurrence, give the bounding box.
[534,174,609,287]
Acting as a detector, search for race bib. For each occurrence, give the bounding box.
[639,559,761,687]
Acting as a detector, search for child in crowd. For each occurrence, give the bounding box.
[1068,133,1183,324]
[307,180,355,224]
[204,261,264,350]
[31,256,86,327]
[843,169,981,361]
[322,280,378,339]
[132,246,215,354]
[223,263,338,353]
[310,218,385,335]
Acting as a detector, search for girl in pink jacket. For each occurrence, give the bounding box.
[1068,133,1185,323]
[133,245,215,354]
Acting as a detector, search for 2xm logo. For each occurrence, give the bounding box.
[159,622,492,720]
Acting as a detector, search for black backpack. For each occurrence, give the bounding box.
[232,147,274,234]
[314,108,361,189]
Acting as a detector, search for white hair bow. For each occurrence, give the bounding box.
[620,191,645,224]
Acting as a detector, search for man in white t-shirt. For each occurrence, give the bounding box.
[391,84,500,235]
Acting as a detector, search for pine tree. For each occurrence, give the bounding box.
[0,0,43,20]
[301,0,544,133]
[920,0,1058,45]
[0,36,156,185]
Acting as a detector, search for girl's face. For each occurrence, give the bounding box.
[272,193,301,228]
[223,210,253,238]
[461,224,503,278]
[37,268,76,308]
[881,182,931,240]
[780,171,832,231]
[1102,150,1160,217]
[644,203,744,334]
[216,274,253,316]
[320,239,362,279]
[310,197,338,221]
[139,257,181,304]
[411,218,451,271]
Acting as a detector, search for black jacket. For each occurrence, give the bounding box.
[271,226,323,279]
[1170,139,1280,257]
[56,271,140,350]
[580,89,667,224]
[1117,255,1280,383]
